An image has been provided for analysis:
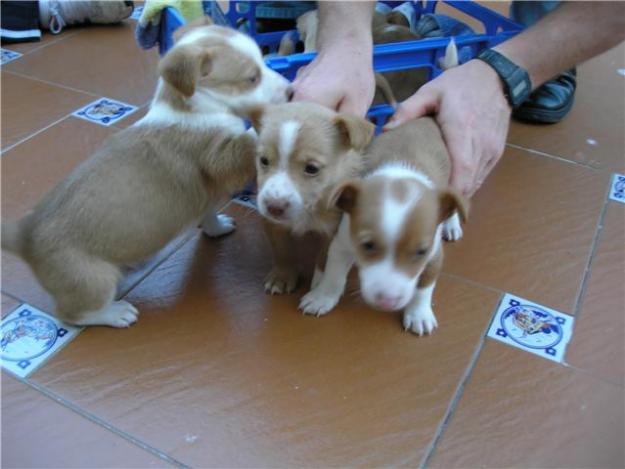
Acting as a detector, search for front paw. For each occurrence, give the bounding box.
[264,267,298,295]
[202,213,236,238]
[403,306,438,336]
[442,213,463,242]
[299,288,339,317]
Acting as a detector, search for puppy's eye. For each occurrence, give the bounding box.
[410,247,428,261]
[304,163,320,176]
[259,156,269,167]
[361,240,377,252]
[248,73,260,84]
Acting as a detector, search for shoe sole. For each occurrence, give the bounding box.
[513,95,575,124]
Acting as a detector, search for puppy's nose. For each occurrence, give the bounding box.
[374,293,401,311]
[285,85,294,101]
[266,200,290,218]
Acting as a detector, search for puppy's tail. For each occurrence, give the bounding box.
[375,73,398,108]
[2,220,24,256]
[438,37,459,70]
[277,31,296,56]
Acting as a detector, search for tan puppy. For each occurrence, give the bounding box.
[248,102,375,294]
[299,117,469,335]
[1,19,291,328]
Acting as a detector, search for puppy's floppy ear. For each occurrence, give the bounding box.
[172,16,214,43]
[244,105,266,133]
[438,188,470,224]
[334,114,375,151]
[328,180,361,213]
[158,44,212,97]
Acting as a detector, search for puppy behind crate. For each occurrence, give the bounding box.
[1,17,291,328]
[299,40,468,336]
[246,102,375,295]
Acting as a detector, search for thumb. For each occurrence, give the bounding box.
[383,87,440,131]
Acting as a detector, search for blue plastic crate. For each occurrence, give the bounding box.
[158,1,522,129]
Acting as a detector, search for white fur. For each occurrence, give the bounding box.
[403,283,438,335]
[258,171,304,221]
[201,212,236,237]
[442,212,463,241]
[381,182,421,245]
[74,300,139,328]
[371,163,434,189]
[278,120,301,165]
[227,33,263,62]
[176,28,211,46]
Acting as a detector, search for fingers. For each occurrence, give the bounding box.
[384,86,440,131]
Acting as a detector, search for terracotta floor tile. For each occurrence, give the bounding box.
[566,203,625,385]
[429,341,625,468]
[31,204,500,467]
[1,118,116,312]
[2,30,80,56]
[5,23,159,106]
[509,44,625,173]
[1,293,20,318]
[0,72,95,149]
[1,374,168,468]
[444,146,609,313]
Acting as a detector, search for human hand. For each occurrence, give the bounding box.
[292,47,375,118]
[385,59,512,196]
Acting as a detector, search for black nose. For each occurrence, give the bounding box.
[286,85,294,101]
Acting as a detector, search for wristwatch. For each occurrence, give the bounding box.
[476,49,532,109]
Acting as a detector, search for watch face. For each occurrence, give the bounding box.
[478,49,531,108]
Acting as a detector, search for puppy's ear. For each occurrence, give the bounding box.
[438,189,470,224]
[172,16,214,43]
[245,105,266,133]
[334,114,375,151]
[158,45,212,97]
[328,180,361,213]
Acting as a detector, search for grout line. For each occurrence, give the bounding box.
[1,114,72,154]
[505,142,608,173]
[15,378,190,468]
[4,31,81,58]
[566,180,611,325]
[420,294,505,468]
[440,271,503,295]
[562,363,625,388]
[3,69,102,100]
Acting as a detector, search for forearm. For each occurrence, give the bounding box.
[316,0,374,55]
[495,1,625,89]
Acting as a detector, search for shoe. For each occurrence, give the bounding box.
[40,1,134,34]
[513,69,577,124]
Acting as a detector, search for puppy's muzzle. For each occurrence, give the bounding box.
[265,199,291,219]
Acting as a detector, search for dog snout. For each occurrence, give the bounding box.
[373,293,403,312]
[265,199,291,218]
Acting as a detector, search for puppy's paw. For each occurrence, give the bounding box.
[76,300,139,328]
[442,212,463,242]
[264,268,298,295]
[403,306,438,336]
[299,288,339,317]
[202,213,236,238]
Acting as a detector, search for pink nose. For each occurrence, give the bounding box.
[266,200,290,218]
[374,293,402,311]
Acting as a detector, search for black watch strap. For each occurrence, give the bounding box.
[477,49,532,109]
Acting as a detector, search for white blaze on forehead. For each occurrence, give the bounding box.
[176,28,211,46]
[227,33,263,62]
[381,180,421,245]
[278,120,301,168]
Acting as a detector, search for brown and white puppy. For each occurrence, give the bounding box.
[249,102,375,294]
[1,18,291,328]
[299,117,469,335]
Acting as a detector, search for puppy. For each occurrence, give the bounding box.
[1,18,291,328]
[299,116,469,335]
[248,102,375,294]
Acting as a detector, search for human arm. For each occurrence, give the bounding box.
[386,1,625,196]
[292,1,376,117]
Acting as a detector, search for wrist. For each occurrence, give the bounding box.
[476,49,532,108]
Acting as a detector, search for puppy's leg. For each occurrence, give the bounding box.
[201,210,236,238]
[311,238,330,290]
[299,235,353,317]
[403,250,442,335]
[36,251,138,328]
[442,211,463,242]
[263,219,298,294]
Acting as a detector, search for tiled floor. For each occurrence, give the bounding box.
[1,11,624,469]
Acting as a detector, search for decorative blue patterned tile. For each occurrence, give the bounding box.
[487,293,574,364]
[129,5,144,21]
[72,98,137,127]
[609,173,625,204]
[1,304,82,378]
[1,48,22,65]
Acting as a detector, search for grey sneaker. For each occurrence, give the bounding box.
[40,0,134,34]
